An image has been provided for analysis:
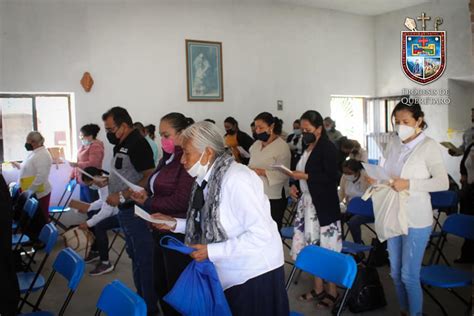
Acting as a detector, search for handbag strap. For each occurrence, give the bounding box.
[160,235,196,255]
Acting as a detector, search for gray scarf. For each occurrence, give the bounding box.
[185,153,234,245]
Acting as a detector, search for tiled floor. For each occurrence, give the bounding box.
[19,211,472,316]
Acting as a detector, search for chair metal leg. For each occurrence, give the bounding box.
[422,285,448,316]
[285,266,297,291]
[33,270,56,311]
[58,290,75,316]
[336,288,350,316]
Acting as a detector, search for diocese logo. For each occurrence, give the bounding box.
[401,13,446,85]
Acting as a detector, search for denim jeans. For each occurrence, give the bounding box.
[387,226,431,316]
[87,210,120,262]
[347,215,374,244]
[118,206,158,316]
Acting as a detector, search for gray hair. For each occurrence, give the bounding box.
[27,131,45,145]
[181,121,226,156]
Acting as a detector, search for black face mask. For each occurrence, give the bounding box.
[226,129,236,136]
[302,132,316,145]
[25,143,34,151]
[255,132,270,142]
[106,132,119,145]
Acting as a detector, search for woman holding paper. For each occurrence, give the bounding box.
[375,100,448,316]
[15,132,53,221]
[248,112,291,230]
[289,110,342,310]
[223,117,254,165]
[70,124,104,203]
[130,112,194,316]
[149,121,288,316]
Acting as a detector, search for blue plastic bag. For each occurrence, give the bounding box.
[160,236,232,316]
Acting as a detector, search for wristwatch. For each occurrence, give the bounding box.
[119,191,126,204]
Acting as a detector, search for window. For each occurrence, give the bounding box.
[331,95,407,162]
[330,96,365,146]
[0,94,74,163]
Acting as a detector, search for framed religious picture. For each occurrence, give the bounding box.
[186,40,224,102]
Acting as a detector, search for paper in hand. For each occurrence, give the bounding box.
[110,169,144,192]
[270,164,293,175]
[362,162,391,181]
[134,205,176,226]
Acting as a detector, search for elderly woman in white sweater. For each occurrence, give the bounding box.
[13,131,53,221]
[370,100,448,316]
[151,121,289,316]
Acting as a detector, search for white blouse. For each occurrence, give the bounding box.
[19,146,53,199]
[174,161,284,290]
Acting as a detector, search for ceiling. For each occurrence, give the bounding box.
[274,0,433,16]
[0,0,434,16]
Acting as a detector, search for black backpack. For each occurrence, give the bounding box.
[346,266,387,313]
[367,238,389,267]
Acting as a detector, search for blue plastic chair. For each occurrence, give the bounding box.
[17,223,58,312]
[95,279,147,316]
[21,247,85,316]
[420,214,474,316]
[49,179,77,230]
[286,245,357,316]
[430,191,458,232]
[342,198,374,257]
[13,198,39,251]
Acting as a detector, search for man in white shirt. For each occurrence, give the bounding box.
[151,121,289,316]
[13,132,52,222]
[77,167,119,276]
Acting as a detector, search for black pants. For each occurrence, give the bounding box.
[459,183,474,260]
[270,197,287,231]
[88,210,120,262]
[224,266,289,316]
[153,231,192,316]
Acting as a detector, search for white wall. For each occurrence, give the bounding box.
[374,0,473,181]
[0,0,375,143]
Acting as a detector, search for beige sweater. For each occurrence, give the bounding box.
[249,137,291,199]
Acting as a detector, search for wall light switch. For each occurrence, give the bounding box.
[277,100,283,111]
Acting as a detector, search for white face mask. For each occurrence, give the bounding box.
[396,124,416,141]
[345,175,356,182]
[186,151,210,182]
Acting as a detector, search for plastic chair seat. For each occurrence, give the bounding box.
[12,234,30,245]
[17,272,45,293]
[48,206,70,213]
[281,227,294,239]
[342,241,372,254]
[421,265,473,288]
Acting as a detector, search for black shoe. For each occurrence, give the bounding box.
[454,257,474,264]
[89,262,114,276]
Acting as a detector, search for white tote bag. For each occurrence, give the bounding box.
[362,184,409,242]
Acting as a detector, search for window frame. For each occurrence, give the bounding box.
[0,93,74,162]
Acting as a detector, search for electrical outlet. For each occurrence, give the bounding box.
[277,100,283,111]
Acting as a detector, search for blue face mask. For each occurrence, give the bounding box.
[293,129,302,136]
[81,139,91,146]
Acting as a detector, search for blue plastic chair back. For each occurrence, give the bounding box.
[67,179,77,192]
[10,183,20,198]
[430,191,458,209]
[38,223,58,254]
[346,197,374,218]
[367,159,379,165]
[295,245,357,289]
[442,214,474,240]
[96,280,147,316]
[24,198,39,219]
[53,248,85,291]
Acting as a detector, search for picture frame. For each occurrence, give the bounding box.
[186,39,224,102]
